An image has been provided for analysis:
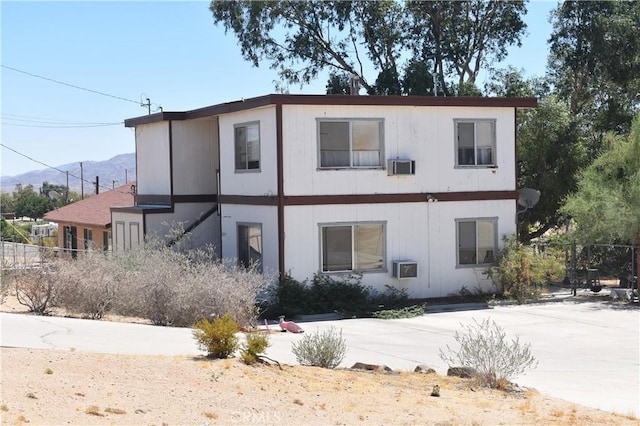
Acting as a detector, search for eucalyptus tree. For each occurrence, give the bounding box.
[209,0,528,95]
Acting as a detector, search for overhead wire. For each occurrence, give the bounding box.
[0,143,134,195]
[1,64,143,106]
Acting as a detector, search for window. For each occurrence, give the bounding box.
[318,119,383,168]
[235,122,260,171]
[456,219,497,266]
[238,223,262,272]
[320,222,385,272]
[103,231,112,251]
[83,228,93,250]
[455,120,496,166]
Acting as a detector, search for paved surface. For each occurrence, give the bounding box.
[1,300,638,416]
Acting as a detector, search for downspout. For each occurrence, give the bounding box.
[276,103,285,279]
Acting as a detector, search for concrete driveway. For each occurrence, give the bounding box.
[1,300,638,416]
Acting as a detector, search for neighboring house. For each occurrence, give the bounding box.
[113,94,536,298]
[45,183,134,257]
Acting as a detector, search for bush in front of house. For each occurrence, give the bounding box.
[193,313,239,358]
[485,236,564,303]
[291,326,347,369]
[438,318,537,389]
[12,263,60,315]
[8,234,274,328]
[272,273,409,318]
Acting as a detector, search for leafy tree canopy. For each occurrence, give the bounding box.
[548,0,640,153]
[209,0,527,96]
[562,114,640,246]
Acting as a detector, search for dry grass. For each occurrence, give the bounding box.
[2,347,635,426]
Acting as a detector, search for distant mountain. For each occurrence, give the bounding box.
[1,153,136,194]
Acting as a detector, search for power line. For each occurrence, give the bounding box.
[0,143,133,195]
[1,64,143,106]
[1,113,122,125]
[2,122,122,129]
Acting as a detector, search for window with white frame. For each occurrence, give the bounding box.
[320,222,385,272]
[455,120,496,167]
[235,122,260,171]
[238,223,262,272]
[318,119,383,168]
[456,218,497,266]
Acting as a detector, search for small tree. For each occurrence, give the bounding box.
[486,236,564,302]
[439,318,537,389]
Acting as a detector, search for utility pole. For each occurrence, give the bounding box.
[94,176,99,195]
[125,169,128,183]
[65,171,69,204]
[112,180,117,189]
[80,162,84,199]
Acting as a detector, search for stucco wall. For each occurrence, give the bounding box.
[171,118,218,196]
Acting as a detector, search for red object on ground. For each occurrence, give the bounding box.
[279,316,304,333]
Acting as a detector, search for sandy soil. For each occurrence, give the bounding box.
[2,347,638,426]
[1,293,638,425]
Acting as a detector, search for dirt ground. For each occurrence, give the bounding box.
[1,293,638,425]
[2,347,639,426]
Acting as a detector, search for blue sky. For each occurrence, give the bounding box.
[1,1,557,177]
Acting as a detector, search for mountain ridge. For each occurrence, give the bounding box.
[1,153,136,194]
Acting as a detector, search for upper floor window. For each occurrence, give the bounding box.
[320,222,385,272]
[235,122,260,172]
[318,119,384,168]
[456,218,497,266]
[455,119,496,167]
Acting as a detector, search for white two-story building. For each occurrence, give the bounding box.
[112,94,536,298]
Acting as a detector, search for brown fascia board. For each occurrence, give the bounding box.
[123,94,537,126]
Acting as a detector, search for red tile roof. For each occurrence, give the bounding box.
[44,182,135,228]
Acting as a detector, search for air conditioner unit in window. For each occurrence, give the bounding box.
[387,159,415,176]
[392,260,418,279]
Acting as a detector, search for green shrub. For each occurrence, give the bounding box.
[291,327,347,369]
[486,236,564,302]
[273,274,409,318]
[193,313,239,358]
[438,318,537,389]
[240,331,270,365]
[372,304,426,319]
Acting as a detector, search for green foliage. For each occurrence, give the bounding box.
[549,1,640,137]
[562,115,640,246]
[13,184,52,221]
[439,318,537,388]
[486,236,564,303]
[193,314,239,359]
[240,331,270,365]
[210,1,527,96]
[274,274,408,318]
[372,304,426,319]
[291,327,347,369]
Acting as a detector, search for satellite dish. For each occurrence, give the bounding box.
[517,188,541,212]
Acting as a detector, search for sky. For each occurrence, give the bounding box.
[1,0,557,178]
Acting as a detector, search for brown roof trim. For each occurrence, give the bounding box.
[124,94,538,127]
[124,112,186,127]
[135,194,172,205]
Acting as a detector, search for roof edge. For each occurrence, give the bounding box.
[124,94,537,126]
